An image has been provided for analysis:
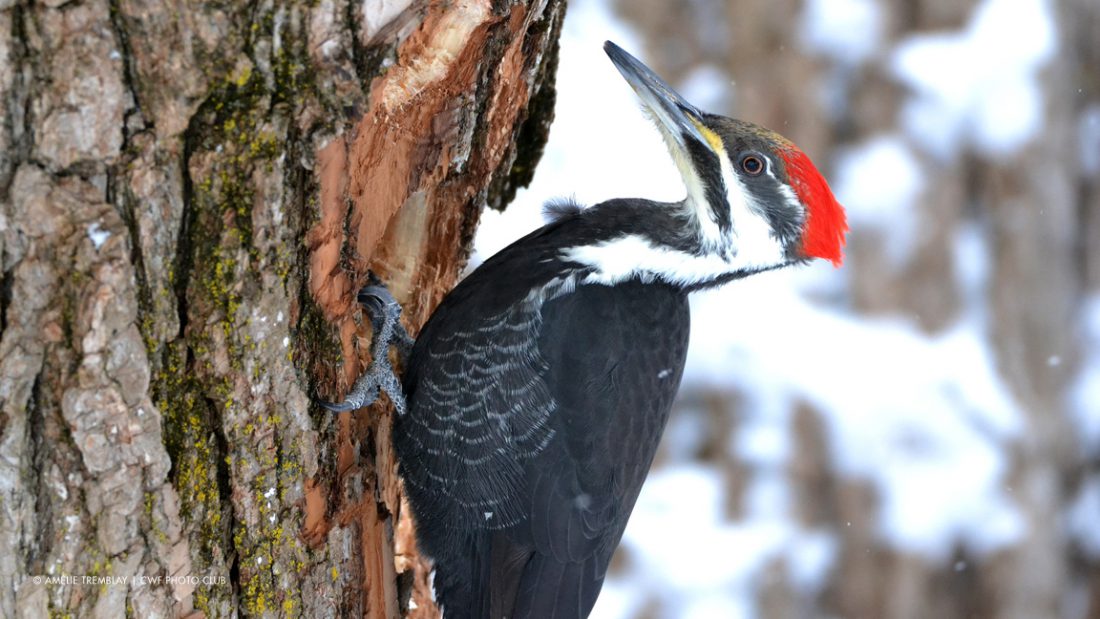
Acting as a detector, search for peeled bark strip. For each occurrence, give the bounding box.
[0,1,563,617]
[311,2,565,614]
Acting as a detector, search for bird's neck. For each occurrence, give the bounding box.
[556,198,765,291]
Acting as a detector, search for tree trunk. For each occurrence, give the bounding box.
[0,1,564,617]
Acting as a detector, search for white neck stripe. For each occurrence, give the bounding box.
[563,232,786,288]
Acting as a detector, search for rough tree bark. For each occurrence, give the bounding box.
[0,1,564,617]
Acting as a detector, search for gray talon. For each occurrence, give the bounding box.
[320,399,358,413]
[322,279,411,415]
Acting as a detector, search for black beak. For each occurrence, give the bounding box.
[604,41,709,148]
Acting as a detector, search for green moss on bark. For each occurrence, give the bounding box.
[151,3,334,616]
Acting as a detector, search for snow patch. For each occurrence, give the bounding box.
[590,579,643,619]
[686,265,1024,559]
[891,0,1056,159]
[786,529,837,593]
[681,595,749,619]
[1069,477,1100,558]
[800,0,883,65]
[1071,296,1100,455]
[612,464,836,617]
[469,0,1044,613]
[833,135,924,265]
[87,222,110,249]
[677,64,732,114]
[1080,105,1100,175]
[735,406,790,467]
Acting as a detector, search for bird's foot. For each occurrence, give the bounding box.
[357,282,415,363]
[320,278,411,415]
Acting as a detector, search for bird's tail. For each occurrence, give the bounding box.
[430,534,490,619]
[510,552,606,619]
[431,532,605,619]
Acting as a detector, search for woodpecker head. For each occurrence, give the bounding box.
[600,41,847,278]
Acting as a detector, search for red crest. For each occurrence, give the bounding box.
[778,146,848,267]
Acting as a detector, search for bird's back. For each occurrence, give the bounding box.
[395,211,690,618]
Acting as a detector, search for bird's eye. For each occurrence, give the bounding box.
[740,154,765,176]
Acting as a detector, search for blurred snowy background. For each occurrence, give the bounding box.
[473,0,1100,617]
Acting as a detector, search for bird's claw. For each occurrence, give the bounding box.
[358,284,398,309]
[319,399,359,413]
[321,277,411,415]
[320,373,378,414]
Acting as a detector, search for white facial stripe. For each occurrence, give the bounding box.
[714,147,788,266]
[652,121,791,276]
[563,233,786,287]
[678,158,725,248]
[653,126,725,250]
[765,162,804,216]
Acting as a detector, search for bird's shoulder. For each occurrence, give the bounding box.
[397,204,693,539]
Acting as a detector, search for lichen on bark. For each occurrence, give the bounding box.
[1,0,562,617]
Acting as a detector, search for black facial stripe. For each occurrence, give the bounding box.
[717,138,805,251]
[683,259,797,293]
[748,179,803,246]
[684,137,731,234]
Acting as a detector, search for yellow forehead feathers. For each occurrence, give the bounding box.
[690,117,726,154]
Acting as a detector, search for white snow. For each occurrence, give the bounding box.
[86,221,110,249]
[1071,296,1100,455]
[619,466,781,601]
[1068,477,1100,558]
[610,465,838,617]
[799,0,883,65]
[590,579,644,619]
[677,65,732,114]
[786,528,836,592]
[1080,105,1100,175]
[833,134,924,265]
[891,0,1056,159]
[462,0,1066,615]
[735,408,790,467]
[685,267,1023,559]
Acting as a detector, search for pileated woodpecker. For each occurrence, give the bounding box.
[324,42,847,619]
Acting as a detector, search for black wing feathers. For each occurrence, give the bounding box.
[396,206,691,618]
[401,303,556,531]
[528,281,689,567]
